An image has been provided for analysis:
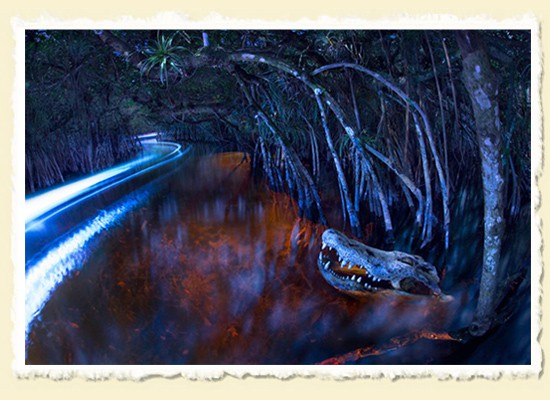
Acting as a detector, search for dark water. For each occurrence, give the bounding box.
[25,149,531,365]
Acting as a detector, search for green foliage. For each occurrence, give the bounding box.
[139,32,191,85]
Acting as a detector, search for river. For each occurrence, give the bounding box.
[24,145,531,365]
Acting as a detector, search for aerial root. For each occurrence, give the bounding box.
[317,329,460,365]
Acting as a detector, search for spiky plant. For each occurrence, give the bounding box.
[139,32,191,85]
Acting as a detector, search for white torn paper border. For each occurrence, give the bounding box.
[11,13,542,380]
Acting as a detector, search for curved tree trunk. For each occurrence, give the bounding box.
[314,91,362,238]
[94,31,447,246]
[456,31,506,336]
[234,74,327,224]
[312,62,450,248]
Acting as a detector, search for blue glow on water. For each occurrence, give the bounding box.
[25,153,156,225]
[135,132,159,141]
[25,138,183,232]
[25,135,190,339]
[25,190,147,338]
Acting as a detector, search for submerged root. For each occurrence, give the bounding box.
[317,329,460,365]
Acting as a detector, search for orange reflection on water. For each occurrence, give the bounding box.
[26,152,460,365]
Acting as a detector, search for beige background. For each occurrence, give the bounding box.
[1,0,547,397]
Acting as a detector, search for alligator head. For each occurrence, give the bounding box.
[318,229,442,297]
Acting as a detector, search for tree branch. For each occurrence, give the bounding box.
[318,329,460,365]
[94,30,143,68]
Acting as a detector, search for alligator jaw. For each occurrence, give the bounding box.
[317,229,442,297]
[317,247,395,293]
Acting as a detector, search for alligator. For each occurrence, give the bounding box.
[317,229,443,298]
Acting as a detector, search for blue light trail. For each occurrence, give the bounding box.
[24,133,189,339]
[25,134,181,231]
[25,153,156,226]
[25,190,147,338]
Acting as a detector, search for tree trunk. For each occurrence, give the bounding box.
[456,31,506,336]
[314,91,362,238]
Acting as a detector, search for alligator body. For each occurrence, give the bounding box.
[317,229,442,298]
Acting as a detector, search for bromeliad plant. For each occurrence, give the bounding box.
[139,32,192,86]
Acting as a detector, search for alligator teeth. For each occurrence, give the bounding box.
[347,263,353,269]
[322,243,327,250]
[364,283,369,288]
[357,277,362,283]
[351,275,356,281]
[324,261,330,270]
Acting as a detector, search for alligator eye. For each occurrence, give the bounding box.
[401,256,415,266]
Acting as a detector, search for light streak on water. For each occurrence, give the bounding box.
[25,137,182,231]
[25,190,147,339]
[135,132,159,141]
[24,135,189,339]
[25,154,155,225]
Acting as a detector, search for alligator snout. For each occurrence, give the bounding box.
[318,229,443,297]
